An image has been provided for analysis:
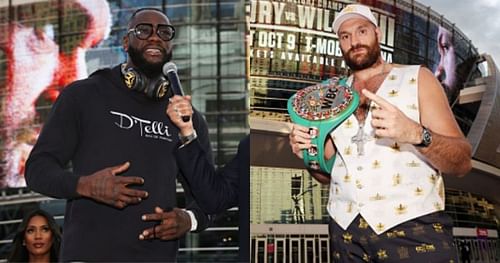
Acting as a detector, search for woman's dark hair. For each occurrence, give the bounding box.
[7,209,62,262]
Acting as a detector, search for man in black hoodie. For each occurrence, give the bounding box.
[25,8,212,262]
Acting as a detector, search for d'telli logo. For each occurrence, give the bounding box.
[110,111,173,141]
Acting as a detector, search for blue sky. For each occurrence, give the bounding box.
[418,0,500,65]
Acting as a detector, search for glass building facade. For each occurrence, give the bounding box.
[0,0,247,261]
[248,0,482,126]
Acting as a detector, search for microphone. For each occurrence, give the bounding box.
[163,62,190,122]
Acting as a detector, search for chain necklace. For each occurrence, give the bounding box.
[351,63,390,156]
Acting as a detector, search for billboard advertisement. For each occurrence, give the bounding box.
[248,0,394,122]
[0,0,248,189]
[0,0,112,187]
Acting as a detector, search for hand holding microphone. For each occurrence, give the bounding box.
[163,62,190,122]
[166,95,194,136]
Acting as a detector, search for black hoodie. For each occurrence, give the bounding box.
[25,65,212,262]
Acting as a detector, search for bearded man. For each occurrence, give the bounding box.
[289,4,471,262]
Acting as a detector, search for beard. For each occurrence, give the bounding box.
[342,38,381,71]
[127,45,172,78]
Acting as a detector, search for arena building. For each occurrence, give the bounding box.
[249,0,499,262]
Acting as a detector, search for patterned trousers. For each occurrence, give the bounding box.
[329,211,458,262]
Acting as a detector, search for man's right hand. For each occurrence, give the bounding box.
[289,124,336,160]
[289,124,313,159]
[289,124,334,185]
[76,162,148,209]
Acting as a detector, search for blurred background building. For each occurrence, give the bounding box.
[249,0,499,262]
[0,0,247,262]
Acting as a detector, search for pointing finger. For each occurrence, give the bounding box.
[362,89,393,110]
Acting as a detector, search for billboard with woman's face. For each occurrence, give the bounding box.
[0,0,112,187]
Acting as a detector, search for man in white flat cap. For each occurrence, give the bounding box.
[290,3,471,262]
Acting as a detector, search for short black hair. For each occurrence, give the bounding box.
[128,7,166,28]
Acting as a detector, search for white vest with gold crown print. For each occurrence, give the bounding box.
[327,65,445,235]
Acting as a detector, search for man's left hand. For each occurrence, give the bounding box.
[362,89,422,144]
[139,207,192,240]
[166,95,194,136]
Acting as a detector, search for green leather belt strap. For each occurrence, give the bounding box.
[287,77,359,174]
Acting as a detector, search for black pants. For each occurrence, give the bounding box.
[329,212,458,262]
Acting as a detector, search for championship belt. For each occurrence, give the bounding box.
[287,77,359,174]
